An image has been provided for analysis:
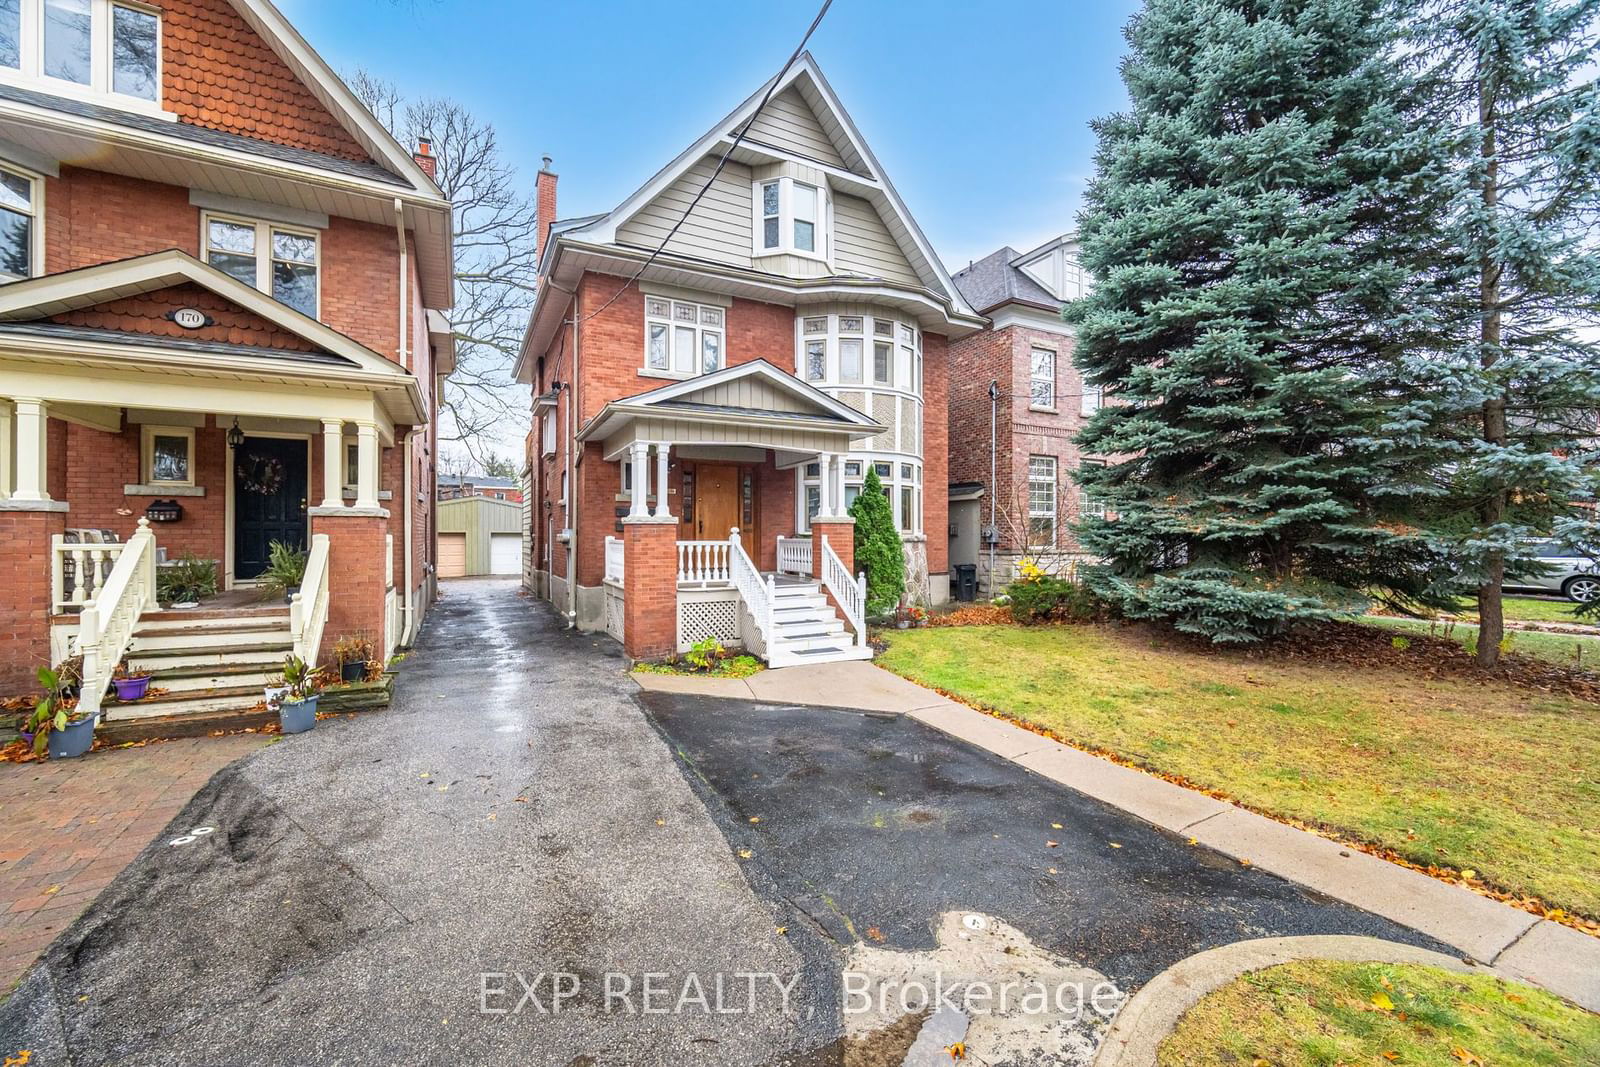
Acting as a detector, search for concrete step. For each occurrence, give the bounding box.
[769,644,874,667]
[101,684,266,722]
[129,625,292,652]
[127,640,293,673]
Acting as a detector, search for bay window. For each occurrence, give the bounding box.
[752,176,828,259]
[644,295,724,378]
[1,0,161,108]
[799,456,921,535]
[203,214,320,317]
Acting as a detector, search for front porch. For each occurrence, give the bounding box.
[577,361,882,667]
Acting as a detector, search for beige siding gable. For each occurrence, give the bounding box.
[616,156,754,268]
[833,194,921,286]
[742,88,847,167]
[692,374,829,417]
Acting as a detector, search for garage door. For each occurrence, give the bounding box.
[489,533,521,575]
[437,533,467,578]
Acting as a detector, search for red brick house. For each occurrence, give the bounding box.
[0,0,454,725]
[516,54,983,664]
[948,235,1101,594]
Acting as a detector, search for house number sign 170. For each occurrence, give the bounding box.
[172,308,208,329]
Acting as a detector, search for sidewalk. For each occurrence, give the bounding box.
[0,735,267,990]
[632,661,1600,1012]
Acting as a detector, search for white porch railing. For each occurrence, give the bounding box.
[821,535,868,648]
[677,540,732,586]
[290,533,332,669]
[776,536,812,577]
[604,536,624,583]
[52,539,126,613]
[75,519,157,720]
[728,528,775,644]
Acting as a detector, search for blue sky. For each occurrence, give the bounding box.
[278,0,1140,270]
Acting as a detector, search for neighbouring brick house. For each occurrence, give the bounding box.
[517,54,984,665]
[437,474,522,504]
[0,0,455,726]
[948,235,1101,594]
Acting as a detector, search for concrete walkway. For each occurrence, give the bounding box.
[633,661,1600,1012]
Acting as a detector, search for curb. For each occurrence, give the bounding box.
[1090,935,1507,1066]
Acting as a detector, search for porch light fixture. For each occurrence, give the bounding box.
[227,418,244,451]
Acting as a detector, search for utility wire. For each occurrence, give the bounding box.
[566,0,836,328]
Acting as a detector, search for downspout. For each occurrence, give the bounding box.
[394,198,410,371]
[403,427,417,645]
[395,197,415,644]
[565,301,580,629]
[988,379,999,596]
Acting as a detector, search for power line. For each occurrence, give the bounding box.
[566,0,836,328]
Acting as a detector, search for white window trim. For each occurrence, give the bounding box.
[0,0,169,119]
[797,455,922,536]
[1028,455,1057,548]
[751,176,829,263]
[201,211,322,319]
[1030,346,1058,412]
[541,410,556,456]
[0,159,44,282]
[642,295,725,380]
[141,424,195,487]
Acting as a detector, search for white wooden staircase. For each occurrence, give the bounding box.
[766,578,872,665]
[102,610,293,723]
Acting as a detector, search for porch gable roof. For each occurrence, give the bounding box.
[577,358,885,448]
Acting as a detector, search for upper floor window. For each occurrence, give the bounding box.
[0,0,161,109]
[1030,348,1056,410]
[204,214,320,318]
[1081,383,1103,417]
[644,295,723,378]
[753,176,827,260]
[0,163,39,281]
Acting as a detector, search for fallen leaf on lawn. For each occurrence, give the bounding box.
[1459,868,1476,880]
[1382,1053,1398,1062]
[1371,992,1395,1011]
[1505,993,1524,1004]
[737,849,753,859]
[1251,1059,1269,1067]
[1450,1048,1482,1065]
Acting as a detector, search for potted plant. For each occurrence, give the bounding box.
[332,633,374,684]
[55,655,84,700]
[24,667,95,759]
[258,541,309,604]
[112,662,153,701]
[275,655,321,734]
[156,552,219,609]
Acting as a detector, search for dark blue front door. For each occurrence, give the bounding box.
[233,436,308,580]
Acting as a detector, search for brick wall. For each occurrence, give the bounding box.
[161,0,371,162]
[310,513,388,663]
[0,510,65,692]
[922,330,950,578]
[621,520,676,660]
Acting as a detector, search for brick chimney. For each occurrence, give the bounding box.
[413,138,437,180]
[536,156,558,269]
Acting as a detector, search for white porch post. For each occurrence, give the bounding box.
[0,399,12,499]
[652,443,672,520]
[321,419,344,508]
[355,421,380,509]
[817,452,834,518]
[12,397,49,502]
[628,441,649,518]
[830,452,846,517]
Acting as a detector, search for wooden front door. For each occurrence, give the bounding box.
[694,463,741,541]
[234,436,309,580]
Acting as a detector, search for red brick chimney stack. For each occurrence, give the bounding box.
[536,156,558,270]
[413,138,437,180]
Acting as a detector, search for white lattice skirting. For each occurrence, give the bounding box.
[678,593,741,653]
[604,583,625,643]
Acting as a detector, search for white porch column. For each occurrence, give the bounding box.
[0,399,12,499]
[628,441,649,518]
[355,421,380,509]
[12,397,49,502]
[652,443,673,520]
[817,452,834,517]
[321,419,344,508]
[830,452,847,517]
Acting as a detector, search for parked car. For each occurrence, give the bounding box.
[1506,540,1600,603]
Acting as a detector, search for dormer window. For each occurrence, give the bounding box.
[753,177,828,260]
[0,0,161,109]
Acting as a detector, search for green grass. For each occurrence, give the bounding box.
[1365,615,1600,670]
[1497,597,1593,624]
[877,625,1600,918]
[1158,961,1599,1066]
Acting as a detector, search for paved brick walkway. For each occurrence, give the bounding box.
[0,736,266,990]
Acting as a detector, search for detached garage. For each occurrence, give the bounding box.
[437,496,525,577]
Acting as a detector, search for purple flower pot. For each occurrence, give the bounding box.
[113,676,151,701]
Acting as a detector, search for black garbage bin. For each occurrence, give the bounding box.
[954,563,978,602]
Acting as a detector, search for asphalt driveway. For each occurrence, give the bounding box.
[1,580,825,1066]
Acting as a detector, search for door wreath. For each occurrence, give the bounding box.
[237,453,287,496]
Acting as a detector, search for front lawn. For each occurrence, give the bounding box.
[1366,616,1600,671]
[1158,961,1600,1066]
[1496,597,1594,624]
[877,624,1600,921]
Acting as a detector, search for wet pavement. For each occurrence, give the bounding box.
[637,694,1448,990]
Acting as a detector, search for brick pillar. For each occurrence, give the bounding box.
[310,511,388,668]
[810,517,857,627]
[622,517,677,660]
[0,506,68,692]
